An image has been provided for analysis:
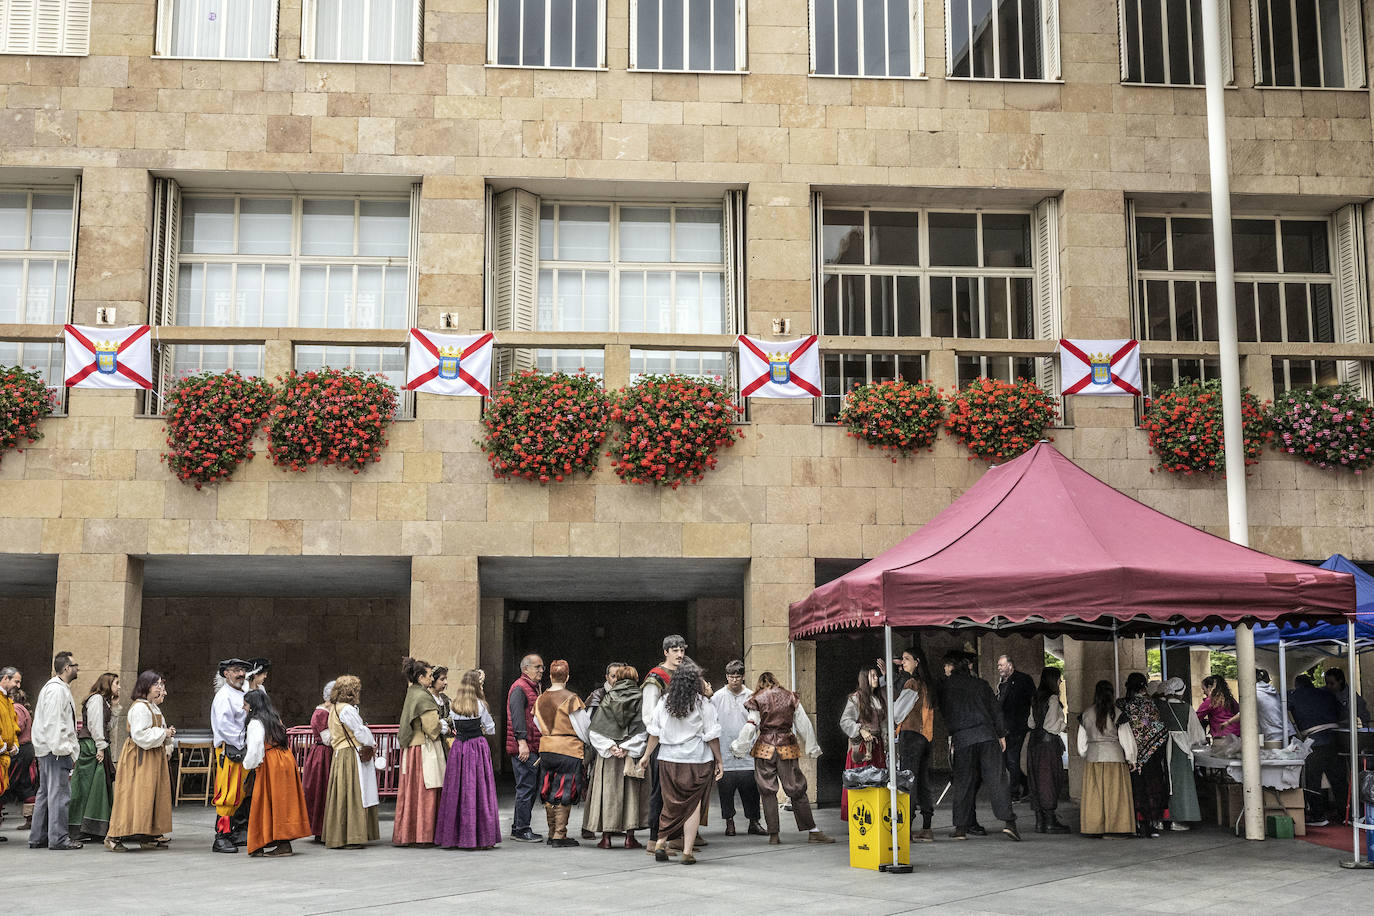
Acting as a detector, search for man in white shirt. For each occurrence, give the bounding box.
[1255,668,1285,743]
[29,651,81,850]
[710,660,763,837]
[210,658,251,854]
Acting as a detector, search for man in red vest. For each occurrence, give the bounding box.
[506,654,545,842]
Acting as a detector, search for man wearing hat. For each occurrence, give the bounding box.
[211,658,251,853]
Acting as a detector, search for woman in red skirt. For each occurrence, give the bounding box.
[839,666,886,820]
[301,680,334,842]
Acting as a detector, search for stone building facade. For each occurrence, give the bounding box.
[2,0,1372,798]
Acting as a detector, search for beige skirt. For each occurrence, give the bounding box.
[582,754,650,833]
[323,750,381,848]
[1080,761,1136,835]
[107,740,172,840]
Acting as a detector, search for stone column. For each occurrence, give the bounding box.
[52,553,143,697]
[410,555,479,672]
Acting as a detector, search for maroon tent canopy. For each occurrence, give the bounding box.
[790,442,1355,639]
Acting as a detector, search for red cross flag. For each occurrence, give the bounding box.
[63,324,153,389]
[1059,339,1141,397]
[405,328,494,397]
[738,334,822,399]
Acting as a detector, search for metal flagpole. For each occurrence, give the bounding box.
[1340,620,1373,868]
[1200,0,1261,842]
[882,624,911,873]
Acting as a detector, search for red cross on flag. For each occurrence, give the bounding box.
[1059,339,1141,397]
[738,334,822,399]
[405,328,494,397]
[63,324,153,389]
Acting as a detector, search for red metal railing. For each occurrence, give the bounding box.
[286,723,402,799]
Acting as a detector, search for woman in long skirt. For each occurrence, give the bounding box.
[302,681,335,842]
[1158,677,1205,829]
[1077,680,1136,837]
[644,661,721,865]
[393,657,445,846]
[838,666,885,820]
[1025,667,1070,834]
[434,670,501,849]
[105,671,175,852]
[69,672,119,840]
[323,676,381,849]
[243,689,311,857]
[1118,672,1170,838]
[584,665,650,849]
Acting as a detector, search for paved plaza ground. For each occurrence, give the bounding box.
[3,794,1369,914]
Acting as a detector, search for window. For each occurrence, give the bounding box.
[813,195,1060,421]
[488,0,605,68]
[155,0,279,59]
[147,178,420,412]
[1119,0,1233,85]
[1,0,90,55]
[1130,207,1367,394]
[0,184,78,392]
[296,345,406,394]
[946,0,1060,80]
[632,0,746,72]
[302,0,423,63]
[488,188,744,381]
[1252,0,1365,88]
[810,0,922,77]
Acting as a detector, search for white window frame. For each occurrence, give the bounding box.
[1250,0,1366,89]
[1118,0,1234,85]
[629,0,747,73]
[1,0,90,56]
[1129,206,1366,395]
[944,0,1061,81]
[301,0,424,64]
[486,0,607,69]
[154,0,280,60]
[0,180,79,407]
[808,0,924,78]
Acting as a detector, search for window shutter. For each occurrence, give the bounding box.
[412,0,424,62]
[912,0,924,77]
[299,0,316,60]
[629,0,638,69]
[34,0,61,53]
[943,0,953,76]
[1249,0,1266,85]
[146,177,181,415]
[811,190,826,424]
[59,0,88,54]
[1032,196,1062,410]
[723,189,745,335]
[154,0,171,55]
[736,0,748,71]
[491,187,539,384]
[268,0,280,59]
[1340,0,1365,88]
[1217,0,1234,85]
[1042,0,1061,80]
[1334,203,1368,393]
[1117,0,1130,81]
[2,0,34,53]
[808,0,817,74]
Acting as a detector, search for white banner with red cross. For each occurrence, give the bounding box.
[1058,338,1141,397]
[405,328,493,396]
[737,334,822,399]
[63,324,153,389]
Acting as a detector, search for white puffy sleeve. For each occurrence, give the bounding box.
[839,695,862,739]
[85,695,108,750]
[699,697,721,744]
[892,685,918,725]
[641,682,662,728]
[243,720,266,770]
[479,701,496,736]
[127,701,168,750]
[571,707,592,746]
[794,704,821,758]
[1043,697,1067,734]
[340,704,375,747]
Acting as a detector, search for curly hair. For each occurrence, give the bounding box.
[331,675,362,706]
[663,660,704,719]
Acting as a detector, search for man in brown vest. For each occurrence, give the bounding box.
[742,671,834,845]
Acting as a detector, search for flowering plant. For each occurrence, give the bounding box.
[1140,378,1269,476]
[609,375,743,488]
[161,371,276,488]
[1267,385,1374,473]
[0,365,57,465]
[839,378,945,460]
[479,370,611,482]
[944,377,1058,462]
[267,368,397,473]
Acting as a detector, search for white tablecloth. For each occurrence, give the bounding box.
[1193,750,1306,790]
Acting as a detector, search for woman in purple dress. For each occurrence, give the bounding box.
[301,680,334,842]
[434,669,500,849]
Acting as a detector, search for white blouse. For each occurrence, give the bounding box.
[243,719,268,771]
[126,700,173,752]
[1028,696,1067,734]
[451,701,496,736]
[84,694,108,750]
[647,696,721,764]
[338,704,375,747]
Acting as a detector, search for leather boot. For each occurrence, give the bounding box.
[553,806,579,847]
[624,830,643,849]
[747,819,766,836]
[1034,811,1047,834]
[725,818,736,836]
[1047,814,1071,835]
[212,832,238,854]
[544,803,558,845]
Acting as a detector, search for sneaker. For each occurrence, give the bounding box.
[967,824,987,836]
[1308,817,1330,827]
[950,828,968,840]
[1169,823,1190,832]
[807,831,836,844]
[915,828,935,843]
[510,828,543,843]
[1002,823,1021,842]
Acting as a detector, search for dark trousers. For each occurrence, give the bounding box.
[1003,730,1028,796]
[511,753,539,831]
[717,768,760,821]
[647,748,662,841]
[29,754,72,847]
[1305,742,1349,822]
[3,742,36,805]
[951,739,1014,829]
[898,731,934,824]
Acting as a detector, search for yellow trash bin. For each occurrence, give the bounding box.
[847,786,910,871]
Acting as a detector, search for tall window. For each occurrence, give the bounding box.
[815,198,1060,421]
[0,186,77,389]
[488,0,605,68]
[810,0,922,77]
[1,0,90,55]
[1252,0,1365,88]
[1131,208,1367,394]
[947,0,1060,80]
[302,0,423,63]
[155,0,278,59]
[632,0,746,72]
[1119,0,1234,85]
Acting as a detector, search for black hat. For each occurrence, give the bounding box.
[245,658,271,677]
[218,658,249,674]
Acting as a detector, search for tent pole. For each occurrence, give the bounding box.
[1112,621,1120,691]
[882,623,911,873]
[1160,638,1168,682]
[1278,640,1289,745]
[789,640,796,691]
[1340,620,1371,868]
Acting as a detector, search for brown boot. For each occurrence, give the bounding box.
[624,830,643,849]
[544,803,558,846]
[552,806,579,847]
[725,818,736,836]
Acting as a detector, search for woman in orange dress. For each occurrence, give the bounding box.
[243,689,311,857]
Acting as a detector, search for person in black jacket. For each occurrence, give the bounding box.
[996,655,1036,801]
[937,651,1020,841]
[1289,674,1347,826]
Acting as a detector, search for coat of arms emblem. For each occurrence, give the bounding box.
[438,345,462,380]
[768,351,790,385]
[95,340,119,374]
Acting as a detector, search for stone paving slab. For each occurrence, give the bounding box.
[2,800,1367,915]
